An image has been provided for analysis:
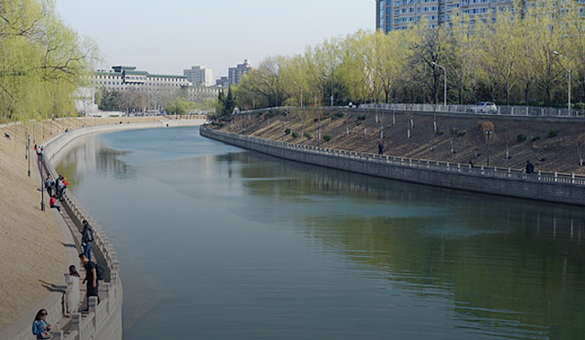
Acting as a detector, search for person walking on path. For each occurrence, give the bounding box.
[49,195,62,214]
[32,309,51,340]
[526,160,534,174]
[65,265,81,314]
[378,141,384,156]
[44,174,54,197]
[79,253,99,309]
[81,220,94,262]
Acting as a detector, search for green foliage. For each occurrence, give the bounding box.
[436,130,444,136]
[548,129,558,138]
[531,135,541,142]
[292,131,299,138]
[323,135,332,141]
[0,0,97,122]
[356,115,366,121]
[166,97,199,115]
[284,128,291,135]
[450,127,466,137]
[231,2,584,110]
[305,132,314,139]
[517,134,527,142]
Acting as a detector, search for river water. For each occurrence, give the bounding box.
[57,126,585,340]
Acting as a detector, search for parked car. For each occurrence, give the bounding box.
[469,102,498,114]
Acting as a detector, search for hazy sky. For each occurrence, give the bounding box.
[55,0,376,80]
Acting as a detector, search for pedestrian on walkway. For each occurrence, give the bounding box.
[81,220,94,261]
[79,253,99,309]
[378,141,384,156]
[44,174,54,197]
[65,265,81,314]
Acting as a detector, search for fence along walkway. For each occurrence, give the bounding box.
[201,126,585,206]
[361,103,583,117]
[40,139,122,340]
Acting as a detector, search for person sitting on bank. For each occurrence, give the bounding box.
[49,195,62,214]
[526,160,534,174]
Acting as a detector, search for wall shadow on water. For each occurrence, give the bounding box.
[217,150,585,340]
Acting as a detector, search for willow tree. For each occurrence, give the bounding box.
[0,0,95,122]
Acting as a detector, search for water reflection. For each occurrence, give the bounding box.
[57,135,137,182]
[215,151,585,339]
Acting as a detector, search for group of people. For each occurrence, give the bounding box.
[45,174,69,214]
[32,220,100,339]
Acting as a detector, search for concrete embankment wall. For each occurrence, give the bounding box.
[200,126,585,206]
[1,119,205,340]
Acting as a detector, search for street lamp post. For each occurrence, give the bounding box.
[39,148,45,211]
[51,114,54,135]
[27,134,31,177]
[553,51,571,116]
[323,76,334,107]
[430,62,447,107]
[293,81,303,107]
[485,129,492,165]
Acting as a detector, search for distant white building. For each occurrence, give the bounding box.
[94,66,191,91]
[184,66,214,87]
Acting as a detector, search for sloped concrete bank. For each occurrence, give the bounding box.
[200,125,585,206]
[1,119,205,340]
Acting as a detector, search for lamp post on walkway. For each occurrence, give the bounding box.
[27,134,31,177]
[293,81,303,107]
[430,61,447,107]
[553,51,571,116]
[323,76,334,107]
[485,129,492,165]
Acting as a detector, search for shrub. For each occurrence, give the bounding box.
[356,115,366,121]
[531,135,540,142]
[323,135,332,141]
[517,134,527,142]
[284,128,291,135]
[356,122,362,126]
[291,131,299,138]
[436,130,444,136]
[313,118,319,122]
[548,129,558,138]
[335,112,345,119]
[305,132,313,139]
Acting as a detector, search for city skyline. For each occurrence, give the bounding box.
[55,0,375,80]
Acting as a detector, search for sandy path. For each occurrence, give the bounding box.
[0,116,162,331]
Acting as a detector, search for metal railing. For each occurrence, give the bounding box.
[201,126,585,186]
[361,103,583,117]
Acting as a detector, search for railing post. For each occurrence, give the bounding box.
[71,313,81,338]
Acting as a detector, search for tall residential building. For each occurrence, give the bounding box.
[228,59,251,85]
[376,0,514,32]
[183,66,214,87]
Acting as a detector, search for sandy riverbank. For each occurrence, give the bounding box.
[0,116,164,331]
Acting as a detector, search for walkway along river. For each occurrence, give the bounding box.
[56,126,585,340]
[200,125,585,206]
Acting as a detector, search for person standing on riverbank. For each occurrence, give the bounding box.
[378,141,384,156]
[526,160,534,174]
[44,174,54,197]
[32,309,51,340]
[65,265,81,314]
[79,254,99,309]
[81,220,94,261]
